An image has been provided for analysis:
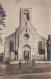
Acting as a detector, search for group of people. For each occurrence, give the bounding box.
[18,59,35,70]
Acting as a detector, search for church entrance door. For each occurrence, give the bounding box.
[24,50,29,59]
[23,45,31,60]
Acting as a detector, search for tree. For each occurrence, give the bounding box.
[39,49,45,54]
[39,49,45,60]
[0,33,3,45]
[14,50,18,61]
[14,50,18,55]
[0,5,6,27]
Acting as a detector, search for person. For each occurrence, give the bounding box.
[19,60,22,70]
[32,58,35,67]
[27,55,28,62]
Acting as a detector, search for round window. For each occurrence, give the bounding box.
[24,34,29,39]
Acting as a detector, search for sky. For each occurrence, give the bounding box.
[0,0,50,53]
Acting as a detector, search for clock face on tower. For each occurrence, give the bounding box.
[24,34,29,40]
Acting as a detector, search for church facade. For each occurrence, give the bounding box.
[4,8,47,62]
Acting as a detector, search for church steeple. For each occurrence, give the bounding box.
[19,8,32,29]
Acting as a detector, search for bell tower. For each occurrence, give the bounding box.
[19,8,32,29]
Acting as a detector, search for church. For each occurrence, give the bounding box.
[4,8,47,63]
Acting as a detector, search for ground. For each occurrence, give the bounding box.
[0,62,51,79]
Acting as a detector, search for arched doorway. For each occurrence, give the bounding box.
[23,45,31,60]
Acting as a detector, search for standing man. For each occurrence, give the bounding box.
[32,58,35,67]
[19,60,22,70]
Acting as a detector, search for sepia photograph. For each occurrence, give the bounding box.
[0,0,51,79]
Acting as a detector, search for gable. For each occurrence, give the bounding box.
[18,26,36,36]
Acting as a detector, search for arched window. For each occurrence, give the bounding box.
[9,40,14,52]
[24,10,29,21]
[38,41,42,52]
